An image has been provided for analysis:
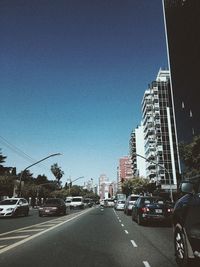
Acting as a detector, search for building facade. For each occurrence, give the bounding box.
[163,0,200,143]
[142,69,180,189]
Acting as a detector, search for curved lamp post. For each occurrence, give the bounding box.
[68,176,84,194]
[136,153,174,203]
[18,153,61,197]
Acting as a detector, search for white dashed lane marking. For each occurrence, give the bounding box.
[124,230,129,234]
[130,240,138,247]
[143,261,151,267]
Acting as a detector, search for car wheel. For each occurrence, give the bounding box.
[174,228,190,267]
[137,214,143,225]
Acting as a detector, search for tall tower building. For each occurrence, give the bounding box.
[142,69,180,189]
[163,0,200,143]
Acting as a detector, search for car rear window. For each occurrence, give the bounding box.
[130,196,139,201]
[72,198,82,202]
[45,199,61,204]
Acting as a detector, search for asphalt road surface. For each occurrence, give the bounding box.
[0,206,178,267]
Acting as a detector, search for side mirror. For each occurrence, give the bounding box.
[180,182,194,194]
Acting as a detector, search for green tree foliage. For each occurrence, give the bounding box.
[179,135,200,177]
[51,163,64,185]
[35,174,48,185]
[122,177,149,196]
[0,175,15,197]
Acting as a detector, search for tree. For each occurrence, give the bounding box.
[35,174,48,185]
[51,163,64,186]
[122,177,149,196]
[179,135,200,177]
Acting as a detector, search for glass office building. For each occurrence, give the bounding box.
[163,0,200,143]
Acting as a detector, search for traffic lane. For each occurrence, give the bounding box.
[0,206,154,267]
[0,207,76,234]
[115,210,176,266]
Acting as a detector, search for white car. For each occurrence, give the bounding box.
[124,194,140,215]
[0,198,29,217]
[114,200,125,210]
[70,196,84,209]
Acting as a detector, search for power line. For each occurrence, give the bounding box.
[0,135,50,171]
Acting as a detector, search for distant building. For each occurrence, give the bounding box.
[141,69,180,189]
[130,124,146,178]
[163,0,200,143]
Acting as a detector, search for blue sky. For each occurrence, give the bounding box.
[0,0,168,186]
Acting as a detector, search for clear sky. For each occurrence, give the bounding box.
[0,0,168,186]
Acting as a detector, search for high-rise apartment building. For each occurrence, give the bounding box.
[129,124,146,178]
[163,0,200,143]
[142,69,180,189]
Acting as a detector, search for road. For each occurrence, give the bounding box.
[0,206,177,267]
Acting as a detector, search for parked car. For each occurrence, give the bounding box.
[114,200,125,210]
[0,197,29,217]
[132,196,173,225]
[38,198,66,217]
[83,198,93,208]
[173,178,200,267]
[124,194,140,215]
[70,196,84,209]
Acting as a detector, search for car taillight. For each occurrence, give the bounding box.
[167,208,173,213]
[141,207,149,213]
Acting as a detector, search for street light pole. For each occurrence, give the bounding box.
[135,153,174,203]
[68,176,84,195]
[18,153,61,197]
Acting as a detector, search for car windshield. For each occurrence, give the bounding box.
[0,199,18,205]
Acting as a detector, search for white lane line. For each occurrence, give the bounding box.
[124,230,129,234]
[121,224,124,227]
[0,208,91,255]
[16,229,45,232]
[130,240,138,247]
[143,261,151,267]
[119,220,121,222]
[0,235,30,240]
[0,245,6,249]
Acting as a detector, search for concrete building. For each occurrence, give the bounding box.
[129,124,146,178]
[142,69,180,190]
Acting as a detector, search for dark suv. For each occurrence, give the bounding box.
[173,177,200,266]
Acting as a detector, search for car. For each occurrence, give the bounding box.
[0,197,29,217]
[38,198,66,217]
[70,196,84,209]
[131,196,173,225]
[173,177,200,267]
[114,200,125,210]
[104,198,115,208]
[83,198,94,208]
[124,194,140,215]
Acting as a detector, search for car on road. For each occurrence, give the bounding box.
[124,194,140,215]
[0,197,29,217]
[173,177,200,267]
[114,200,125,210]
[104,198,115,208]
[38,198,67,217]
[70,196,84,209]
[132,196,173,225]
